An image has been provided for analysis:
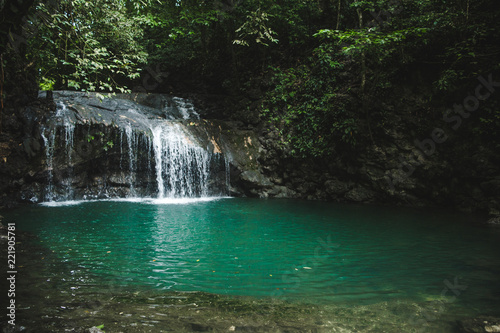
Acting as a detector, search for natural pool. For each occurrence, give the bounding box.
[1,198,500,332]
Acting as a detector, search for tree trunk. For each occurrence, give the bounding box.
[0,0,36,54]
[357,8,366,94]
[318,0,335,27]
[0,53,4,131]
[466,0,470,24]
[357,7,373,142]
[336,0,341,30]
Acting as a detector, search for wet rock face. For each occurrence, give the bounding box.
[247,118,500,219]
[31,91,234,202]
[3,91,276,203]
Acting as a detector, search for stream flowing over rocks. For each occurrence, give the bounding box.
[0,90,498,221]
[2,91,264,202]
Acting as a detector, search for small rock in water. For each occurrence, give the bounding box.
[487,216,500,224]
[88,327,104,333]
[458,316,500,332]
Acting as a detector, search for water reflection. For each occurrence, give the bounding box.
[3,198,500,314]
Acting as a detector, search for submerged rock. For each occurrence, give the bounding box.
[458,316,500,332]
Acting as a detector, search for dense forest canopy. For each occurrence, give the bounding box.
[2,0,499,158]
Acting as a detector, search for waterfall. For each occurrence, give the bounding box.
[151,123,211,198]
[225,156,231,196]
[41,130,56,201]
[40,92,229,202]
[41,101,76,201]
[124,124,137,197]
[59,102,76,199]
[172,97,199,120]
[151,126,165,198]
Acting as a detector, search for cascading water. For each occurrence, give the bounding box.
[124,124,137,197]
[39,92,230,202]
[151,124,211,198]
[40,130,56,201]
[59,102,76,199]
[41,101,76,201]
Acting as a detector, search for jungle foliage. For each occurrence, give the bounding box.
[3,0,500,157]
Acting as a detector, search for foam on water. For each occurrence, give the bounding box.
[145,197,230,205]
[40,200,87,207]
[39,197,231,207]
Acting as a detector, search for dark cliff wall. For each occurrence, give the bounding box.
[0,95,50,206]
[180,64,500,223]
[209,69,500,223]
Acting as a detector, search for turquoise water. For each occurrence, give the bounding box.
[3,198,500,327]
